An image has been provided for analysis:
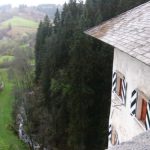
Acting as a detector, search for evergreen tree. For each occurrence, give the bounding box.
[35,15,51,83]
[35,21,43,82]
[54,8,61,32]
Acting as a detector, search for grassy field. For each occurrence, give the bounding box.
[0,56,14,64]
[0,68,28,149]
[1,16,38,28]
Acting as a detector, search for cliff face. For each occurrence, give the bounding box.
[108,131,150,150]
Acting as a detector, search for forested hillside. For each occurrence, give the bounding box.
[14,0,149,150]
[37,4,62,19]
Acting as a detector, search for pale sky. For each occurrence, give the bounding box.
[0,0,72,7]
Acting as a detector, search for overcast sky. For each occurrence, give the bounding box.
[0,0,73,7]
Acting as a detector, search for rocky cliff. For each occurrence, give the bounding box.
[108,131,150,150]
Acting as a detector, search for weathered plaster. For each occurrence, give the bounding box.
[109,48,150,147]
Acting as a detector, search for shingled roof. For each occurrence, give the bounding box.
[85,1,150,65]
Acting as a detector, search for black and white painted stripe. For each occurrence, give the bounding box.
[145,103,150,130]
[108,124,112,140]
[130,90,138,116]
[121,79,127,105]
[112,72,117,92]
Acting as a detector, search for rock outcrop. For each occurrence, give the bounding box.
[109,131,150,150]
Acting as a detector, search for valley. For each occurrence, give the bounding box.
[0,6,39,149]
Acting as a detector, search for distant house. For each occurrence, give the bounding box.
[85,1,150,148]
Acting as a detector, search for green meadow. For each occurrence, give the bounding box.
[0,56,14,64]
[1,16,38,28]
[0,68,27,149]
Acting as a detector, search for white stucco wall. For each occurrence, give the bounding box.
[109,48,150,147]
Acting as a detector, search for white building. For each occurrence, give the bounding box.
[85,1,150,148]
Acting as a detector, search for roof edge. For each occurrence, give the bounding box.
[84,1,150,37]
